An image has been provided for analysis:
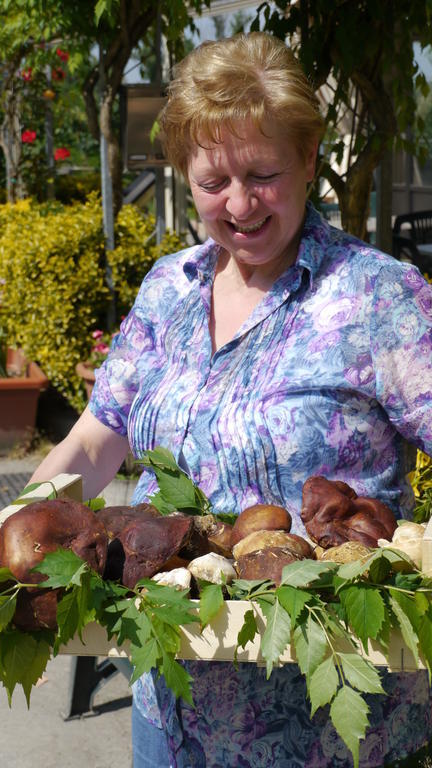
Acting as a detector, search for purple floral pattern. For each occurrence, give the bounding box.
[90,204,432,766]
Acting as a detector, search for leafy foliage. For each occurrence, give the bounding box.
[0,196,185,409]
[252,1,432,239]
[139,446,212,516]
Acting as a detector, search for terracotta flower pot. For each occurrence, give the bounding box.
[76,361,96,400]
[0,349,49,449]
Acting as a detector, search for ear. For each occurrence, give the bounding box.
[305,141,319,183]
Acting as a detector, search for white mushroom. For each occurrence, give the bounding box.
[152,567,192,590]
[378,521,426,569]
[187,552,236,584]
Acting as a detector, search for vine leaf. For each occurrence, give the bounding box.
[293,614,327,689]
[330,686,370,768]
[129,637,159,683]
[235,609,258,664]
[0,594,17,632]
[389,592,420,666]
[280,560,337,588]
[338,653,384,694]
[199,584,224,627]
[34,548,88,588]
[140,447,210,515]
[0,567,15,585]
[276,585,311,625]
[161,651,194,706]
[309,656,339,716]
[418,611,432,673]
[0,630,52,706]
[260,600,291,678]
[339,585,385,650]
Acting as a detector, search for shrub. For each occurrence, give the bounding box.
[0,194,186,410]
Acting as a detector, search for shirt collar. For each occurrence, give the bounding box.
[183,202,330,288]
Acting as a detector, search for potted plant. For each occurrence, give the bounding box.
[0,336,49,449]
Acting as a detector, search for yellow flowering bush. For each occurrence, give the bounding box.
[0,194,186,410]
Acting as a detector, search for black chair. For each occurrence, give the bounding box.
[392,210,432,274]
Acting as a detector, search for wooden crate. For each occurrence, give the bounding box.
[1,474,430,671]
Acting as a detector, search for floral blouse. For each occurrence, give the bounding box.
[90,203,432,767]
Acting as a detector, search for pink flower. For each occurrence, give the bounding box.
[21,67,33,81]
[22,130,37,144]
[91,329,103,339]
[54,147,70,161]
[56,48,69,62]
[93,343,110,355]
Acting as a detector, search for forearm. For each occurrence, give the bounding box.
[30,407,130,500]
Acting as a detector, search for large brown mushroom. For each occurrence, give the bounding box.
[301,476,397,549]
[231,503,292,547]
[118,514,194,588]
[0,498,108,630]
[235,546,303,585]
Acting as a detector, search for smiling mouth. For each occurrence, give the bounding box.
[229,216,269,234]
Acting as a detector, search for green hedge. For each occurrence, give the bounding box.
[0,193,185,410]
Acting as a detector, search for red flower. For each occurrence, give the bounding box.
[21,67,33,81]
[54,147,71,161]
[56,48,69,62]
[22,130,37,144]
[52,67,65,81]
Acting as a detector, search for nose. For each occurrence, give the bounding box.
[225,180,257,220]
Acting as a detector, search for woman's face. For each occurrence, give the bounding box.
[188,122,317,271]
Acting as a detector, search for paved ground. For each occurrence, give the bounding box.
[0,454,138,768]
[0,653,133,768]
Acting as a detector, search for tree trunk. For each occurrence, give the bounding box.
[0,85,26,202]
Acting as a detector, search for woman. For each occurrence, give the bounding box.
[31,33,432,767]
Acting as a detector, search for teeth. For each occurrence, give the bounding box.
[234,218,266,234]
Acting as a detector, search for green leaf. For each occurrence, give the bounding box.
[129,637,159,682]
[85,497,106,512]
[339,585,385,650]
[151,603,198,628]
[415,591,430,616]
[0,567,15,585]
[337,558,371,581]
[235,609,258,663]
[55,590,80,650]
[293,616,328,688]
[0,630,51,706]
[280,560,337,588]
[161,651,194,705]
[35,548,88,588]
[214,511,238,526]
[11,481,57,505]
[330,686,370,768]
[147,491,178,516]
[261,600,291,678]
[369,554,391,583]
[338,653,384,694]
[0,594,17,631]
[418,611,432,673]
[199,584,224,627]
[389,592,419,667]
[141,446,210,515]
[309,656,339,716]
[276,585,311,625]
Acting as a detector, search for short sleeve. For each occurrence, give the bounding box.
[370,261,432,453]
[88,274,161,435]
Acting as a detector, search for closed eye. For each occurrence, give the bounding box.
[198,179,227,192]
[251,173,279,183]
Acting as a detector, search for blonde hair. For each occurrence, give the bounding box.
[160,32,325,177]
